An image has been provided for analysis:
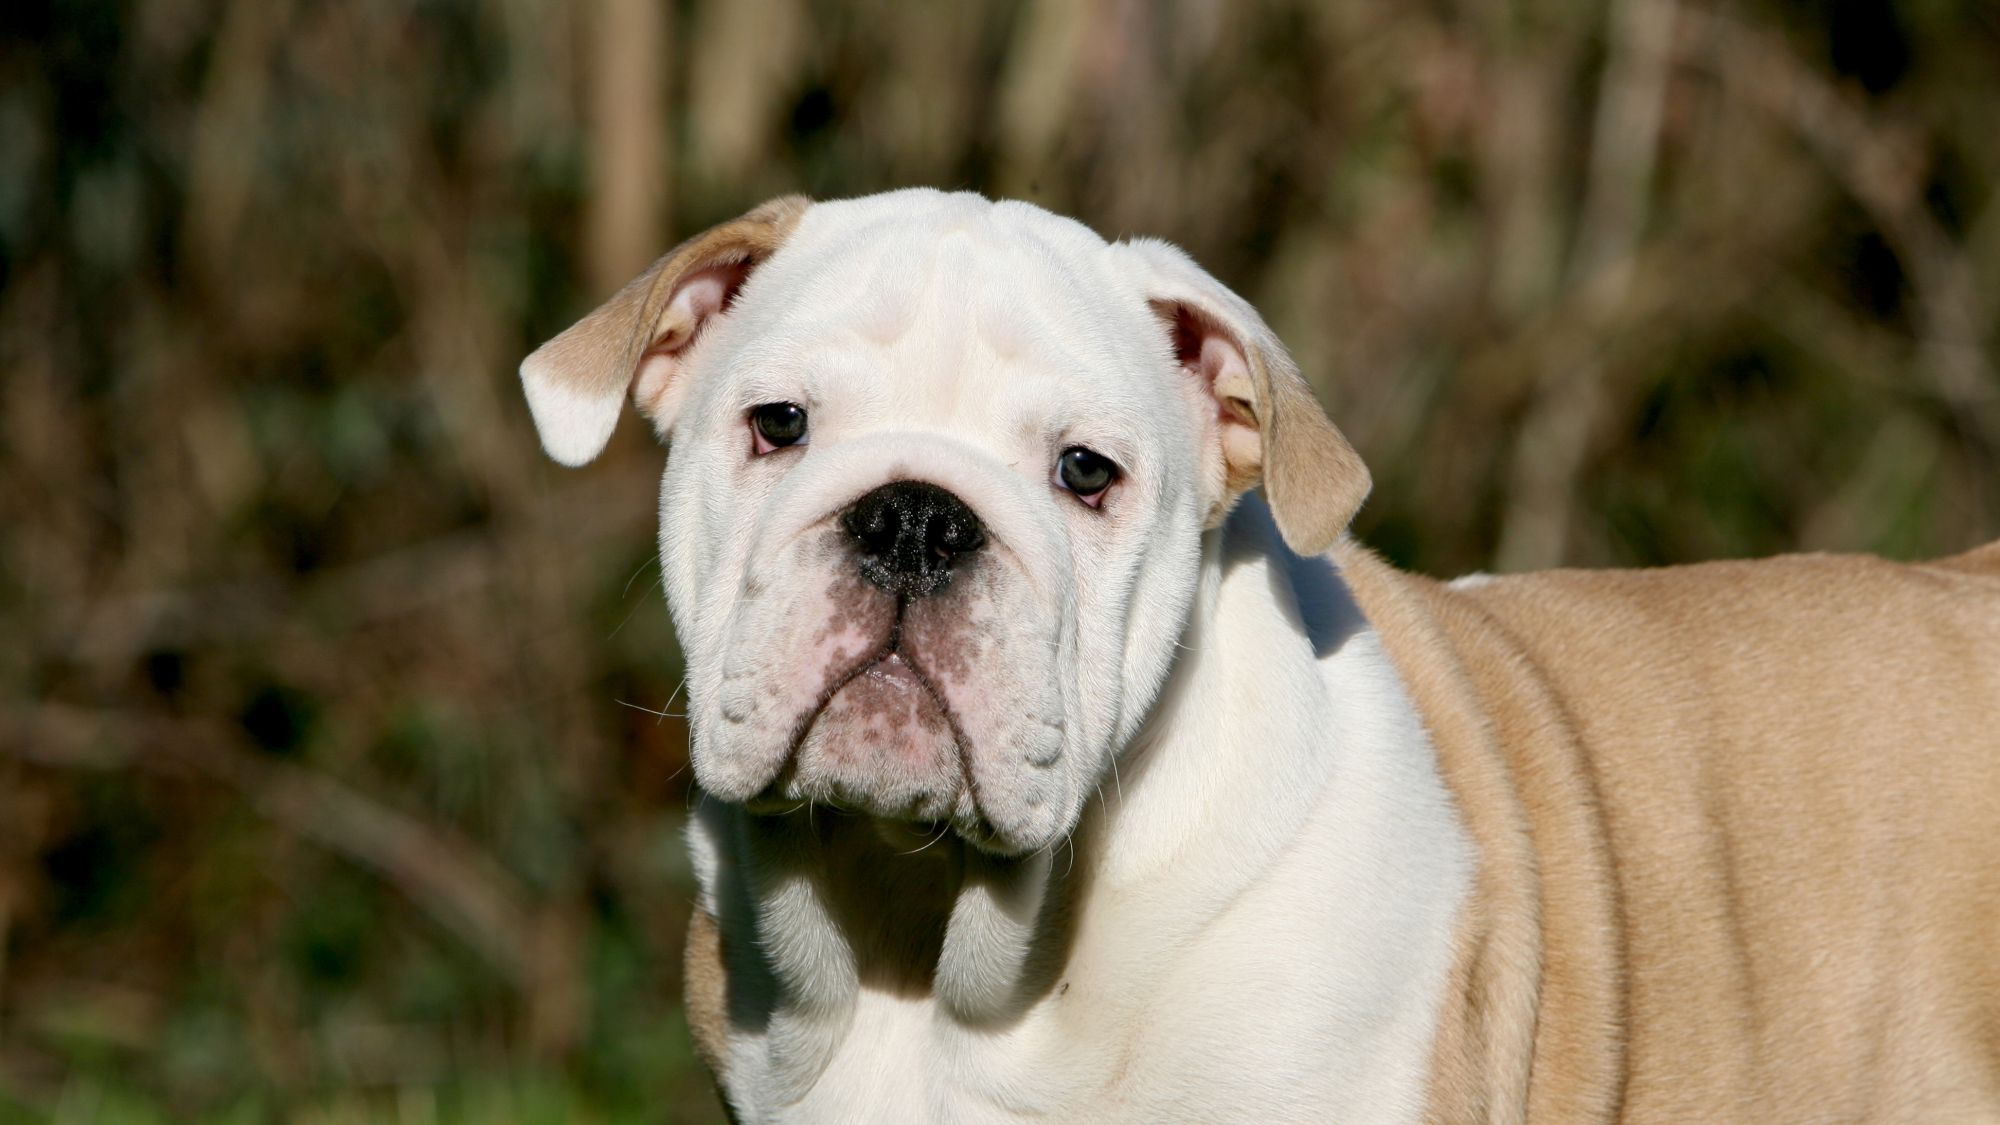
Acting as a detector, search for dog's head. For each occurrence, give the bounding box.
[521,190,1368,856]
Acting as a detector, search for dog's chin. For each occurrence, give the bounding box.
[739,654,996,841]
[708,616,1081,858]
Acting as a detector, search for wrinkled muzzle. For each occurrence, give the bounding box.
[686,441,1079,855]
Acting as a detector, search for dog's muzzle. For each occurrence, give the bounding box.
[703,470,1068,855]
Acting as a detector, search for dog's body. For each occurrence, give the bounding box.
[1350,538,2000,1123]
[520,190,2000,1122]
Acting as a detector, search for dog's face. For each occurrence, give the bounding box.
[522,190,1368,856]
[652,196,1204,858]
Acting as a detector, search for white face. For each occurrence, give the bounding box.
[655,194,1211,856]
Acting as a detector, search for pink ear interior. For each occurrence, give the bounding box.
[1161,301,1258,429]
[633,257,758,414]
[1155,299,1265,494]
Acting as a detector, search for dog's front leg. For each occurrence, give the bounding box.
[936,846,1054,1022]
[736,811,860,1104]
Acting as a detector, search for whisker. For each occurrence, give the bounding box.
[615,698,679,719]
[607,560,663,641]
[901,822,953,856]
[620,554,658,600]
[683,733,701,810]
[657,676,690,726]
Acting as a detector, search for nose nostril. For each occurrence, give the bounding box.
[933,513,983,555]
[857,508,896,553]
[842,481,986,597]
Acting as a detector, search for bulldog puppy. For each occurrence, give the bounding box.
[520,190,2000,1123]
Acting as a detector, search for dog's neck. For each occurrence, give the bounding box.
[1090,504,1367,894]
[696,499,1473,1120]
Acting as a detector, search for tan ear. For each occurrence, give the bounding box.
[520,194,812,465]
[1121,240,1370,555]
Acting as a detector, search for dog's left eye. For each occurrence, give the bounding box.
[1054,446,1119,507]
[749,402,808,454]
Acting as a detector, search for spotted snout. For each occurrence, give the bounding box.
[699,471,1072,854]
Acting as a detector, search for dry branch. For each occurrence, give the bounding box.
[1,704,584,1055]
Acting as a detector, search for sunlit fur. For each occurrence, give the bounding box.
[526,189,2000,1123]
[534,190,1474,1121]
[659,193,1212,859]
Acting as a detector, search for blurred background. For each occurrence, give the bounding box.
[3,0,1996,1120]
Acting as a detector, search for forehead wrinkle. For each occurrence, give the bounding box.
[724,196,1169,433]
[970,251,1140,389]
[954,345,1165,489]
[795,345,879,407]
[849,237,927,345]
[763,197,1150,360]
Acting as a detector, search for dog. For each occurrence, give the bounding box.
[519,189,2000,1123]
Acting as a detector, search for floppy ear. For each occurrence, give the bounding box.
[520,194,812,465]
[1118,239,1371,556]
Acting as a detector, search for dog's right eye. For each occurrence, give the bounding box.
[749,402,809,454]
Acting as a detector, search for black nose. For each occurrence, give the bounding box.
[841,481,986,597]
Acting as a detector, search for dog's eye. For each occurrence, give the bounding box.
[1054,446,1118,507]
[749,402,808,454]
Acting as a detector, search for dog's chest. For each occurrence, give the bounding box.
[730,990,1085,1124]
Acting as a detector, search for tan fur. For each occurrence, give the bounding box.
[1336,542,2000,1123]
[673,358,1997,1120]
[685,905,732,1083]
[521,194,810,418]
[1250,343,1370,555]
[646,200,1997,1118]
[687,534,2000,1118]
[1146,295,1371,555]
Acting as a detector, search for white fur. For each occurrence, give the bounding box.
[521,357,623,467]
[533,190,1474,1120]
[685,505,1473,1122]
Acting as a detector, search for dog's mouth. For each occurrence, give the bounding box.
[825,647,952,731]
[745,613,1000,846]
[704,529,1069,859]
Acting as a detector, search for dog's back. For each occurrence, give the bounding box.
[1939,538,2000,579]
[1345,542,2000,1122]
